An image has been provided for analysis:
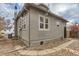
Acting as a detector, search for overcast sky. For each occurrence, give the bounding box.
[0,3,79,23]
[49,3,79,23]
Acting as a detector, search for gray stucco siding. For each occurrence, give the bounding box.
[30,8,51,41]
[16,13,29,46]
[29,7,65,44]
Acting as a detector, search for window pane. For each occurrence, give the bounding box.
[45,24,48,29]
[45,18,48,23]
[40,17,44,22]
[40,23,44,28]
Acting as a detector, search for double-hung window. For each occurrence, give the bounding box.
[39,15,49,30]
[45,18,49,29]
[40,16,44,29]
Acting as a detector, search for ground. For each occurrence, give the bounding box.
[0,37,79,56]
[45,49,77,56]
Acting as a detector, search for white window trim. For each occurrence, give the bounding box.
[39,15,44,30]
[39,15,50,31]
[44,17,50,30]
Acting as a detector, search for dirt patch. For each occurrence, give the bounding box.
[67,40,79,51]
[1,51,20,56]
[45,49,77,56]
[0,37,26,55]
[0,38,72,56]
[11,39,26,47]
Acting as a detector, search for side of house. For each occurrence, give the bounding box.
[16,12,30,46]
[29,7,66,46]
[15,3,67,47]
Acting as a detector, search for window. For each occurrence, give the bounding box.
[39,16,44,29]
[39,15,49,30]
[45,18,48,29]
[40,23,44,28]
[19,18,22,28]
[20,17,22,28]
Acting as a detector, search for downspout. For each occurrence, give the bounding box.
[14,19,16,37]
[14,15,17,39]
[28,8,31,47]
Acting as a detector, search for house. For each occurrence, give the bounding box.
[68,23,79,38]
[0,16,6,37]
[15,3,68,47]
[0,16,5,31]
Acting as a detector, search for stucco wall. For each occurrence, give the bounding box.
[17,13,29,46]
[29,7,66,46]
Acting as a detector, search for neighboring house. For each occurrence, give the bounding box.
[5,19,15,37]
[68,23,79,38]
[15,3,68,47]
[0,16,5,31]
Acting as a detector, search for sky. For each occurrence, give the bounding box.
[0,3,79,24]
[49,3,79,23]
[0,3,24,24]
